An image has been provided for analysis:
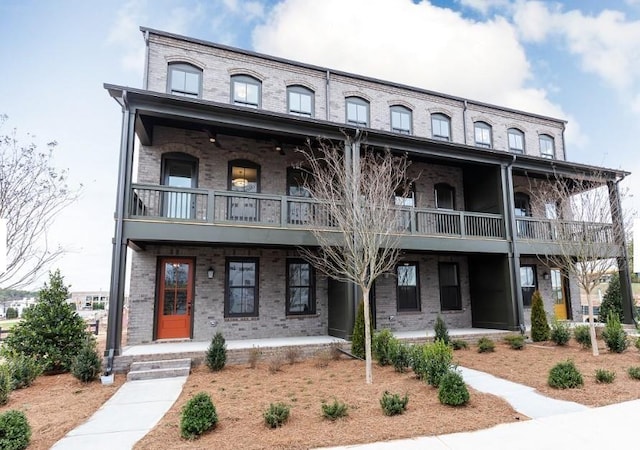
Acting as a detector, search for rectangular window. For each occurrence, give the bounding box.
[226,258,258,317]
[474,122,492,148]
[431,114,451,141]
[288,89,313,117]
[346,98,369,126]
[397,263,419,311]
[539,135,555,159]
[520,265,536,307]
[391,107,411,134]
[232,78,260,108]
[508,130,524,153]
[286,260,315,315]
[168,63,202,98]
[439,263,461,311]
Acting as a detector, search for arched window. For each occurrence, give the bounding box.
[346,96,369,127]
[167,62,202,98]
[231,75,261,108]
[287,85,314,117]
[390,105,412,134]
[431,113,451,141]
[508,128,525,153]
[539,134,555,159]
[474,121,492,148]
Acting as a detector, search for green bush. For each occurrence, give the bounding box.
[477,337,495,353]
[595,369,616,384]
[92,302,105,310]
[0,364,11,406]
[372,329,395,366]
[635,336,640,352]
[419,340,454,387]
[321,399,348,421]
[627,366,640,380]
[391,342,411,373]
[549,319,571,346]
[503,334,525,350]
[180,392,218,440]
[598,273,624,323]
[7,355,41,390]
[71,340,102,383]
[0,410,31,450]
[206,332,227,371]
[573,324,591,349]
[451,339,468,350]
[434,315,449,345]
[548,360,584,389]
[5,308,18,320]
[602,313,628,353]
[380,391,408,416]
[530,290,549,342]
[0,270,91,374]
[263,402,290,428]
[438,370,470,406]
[351,300,372,359]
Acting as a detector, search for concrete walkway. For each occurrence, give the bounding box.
[51,360,637,449]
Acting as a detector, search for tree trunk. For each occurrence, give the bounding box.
[362,287,373,384]
[586,291,599,356]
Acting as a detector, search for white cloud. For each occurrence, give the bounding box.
[458,0,511,15]
[253,0,579,142]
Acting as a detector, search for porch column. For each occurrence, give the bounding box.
[105,99,136,362]
[502,160,525,331]
[607,180,635,324]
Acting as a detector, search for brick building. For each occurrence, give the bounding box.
[104,27,634,359]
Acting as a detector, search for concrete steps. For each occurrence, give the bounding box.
[127,358,191,381]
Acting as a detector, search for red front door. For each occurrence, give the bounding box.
[157,258,194,339]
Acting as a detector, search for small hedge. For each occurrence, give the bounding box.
[71,340,102,383]
[602,314,628,353]
[420,339,454,387]
[530,290,549,342]
[180,392,218,440]
[434,315,449,344]
[372,329,395,366]
[438,370,470,406]
[321,400,348,421]
[391,342,411,373]
[595,369,615,384]
[477,337,495,353]
[548,360,583,389]
[0,365,11,406]
[451,339,468,350]
[503,334,525,350]
[628,367,640,380]
[0,410,31,450]
[206,332,227,371]
[264,402,290,428]
[573,325,591,349]
[7,355,41,390]
[380,391,408,416]
[549,320,571,346]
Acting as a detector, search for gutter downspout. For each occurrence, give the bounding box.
[143,30,150,90]
[462,100,468,145]
[325,70,330,121]
[104,90,132,375]
[561,122,567,161]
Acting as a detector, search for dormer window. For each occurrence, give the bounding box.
[167,63,202,98]
[539,134,555,159]
[231,75,261,108]
[508,128,525,154]
[431,113,451,141]
[390,105,412,134]
[346,97,369,127]
[474,121,492,148]
[287,85,314,117]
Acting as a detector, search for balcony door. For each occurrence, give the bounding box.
[156,258,194,339]
[162,154,198,219]
[520,264,537,307]
[228,160,260,221]
[287,168,313,225]
[514,192,532,238]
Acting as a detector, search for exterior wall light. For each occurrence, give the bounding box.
[543,272,550,280]
[207,266,215,279]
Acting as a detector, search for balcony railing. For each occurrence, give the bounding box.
[515,217,614,244]
[129,184,506,239]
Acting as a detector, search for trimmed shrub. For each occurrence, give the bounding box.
[380,391,408,416]
[627,366,640,380]
[373,329,396,366]
[595,369,616,384]
[573,324,591,349]
[0,270,91,374]
[206,332,227,371]
[351,300,372,359]
[321,399,348,421]
[0,364,11,406]
[7,355,41,390]
[530,290,550,342]
[409,344,426,379]
[434,315,450,345]
[391,342,411,373]
[549,319,571,346]
[451,339,468,350]
[438,370,470,406]
[477,337,495,353]
[602,313,628,353]
[598,273,624,323]
[180,392,218,440]
[0,410,31,450]
[5,308,18,320]
[503,334,525,350]
[71,340,102,383]
[263,402,290,428]
[421,339,454,387]
[635,336,640,352]
[548,360,583,389]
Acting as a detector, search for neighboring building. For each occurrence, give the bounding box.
[104,27,634,358]
[68,291,109,311]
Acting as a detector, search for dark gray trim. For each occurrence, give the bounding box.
[345,96,370,127]
[474,121,492,148]
[285,258,316,315]
[287,84,314,118]
[167,62,203,98]
[396,261,420,312]
[225,257,259,318]
[390,104,412,135]
[507,128,525,154]
[438,262,461,311]
[539,134,555,159]
[431,112,451,141]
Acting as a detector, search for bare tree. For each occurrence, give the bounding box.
[523,173,631,356]
[297,135,413,384]
[0,115,80,289]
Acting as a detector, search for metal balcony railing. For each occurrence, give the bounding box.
[515,217,614,244]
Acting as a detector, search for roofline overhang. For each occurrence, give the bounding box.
[105,84,629,181]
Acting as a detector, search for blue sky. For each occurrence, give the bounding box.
[1,0,639,291]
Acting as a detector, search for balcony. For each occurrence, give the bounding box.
[515,217,614,244]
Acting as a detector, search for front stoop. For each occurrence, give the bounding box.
[126,358,192,381]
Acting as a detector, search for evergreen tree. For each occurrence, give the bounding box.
[351,300,372,359]
[598,273,624,323]
[530,290,550,342]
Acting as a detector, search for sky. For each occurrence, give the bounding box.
[1,0,640,292]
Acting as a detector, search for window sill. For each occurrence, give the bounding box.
[440,309,465,314]
[224,316,259,322]
[397,310,422,315]
[286,314,319,319]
